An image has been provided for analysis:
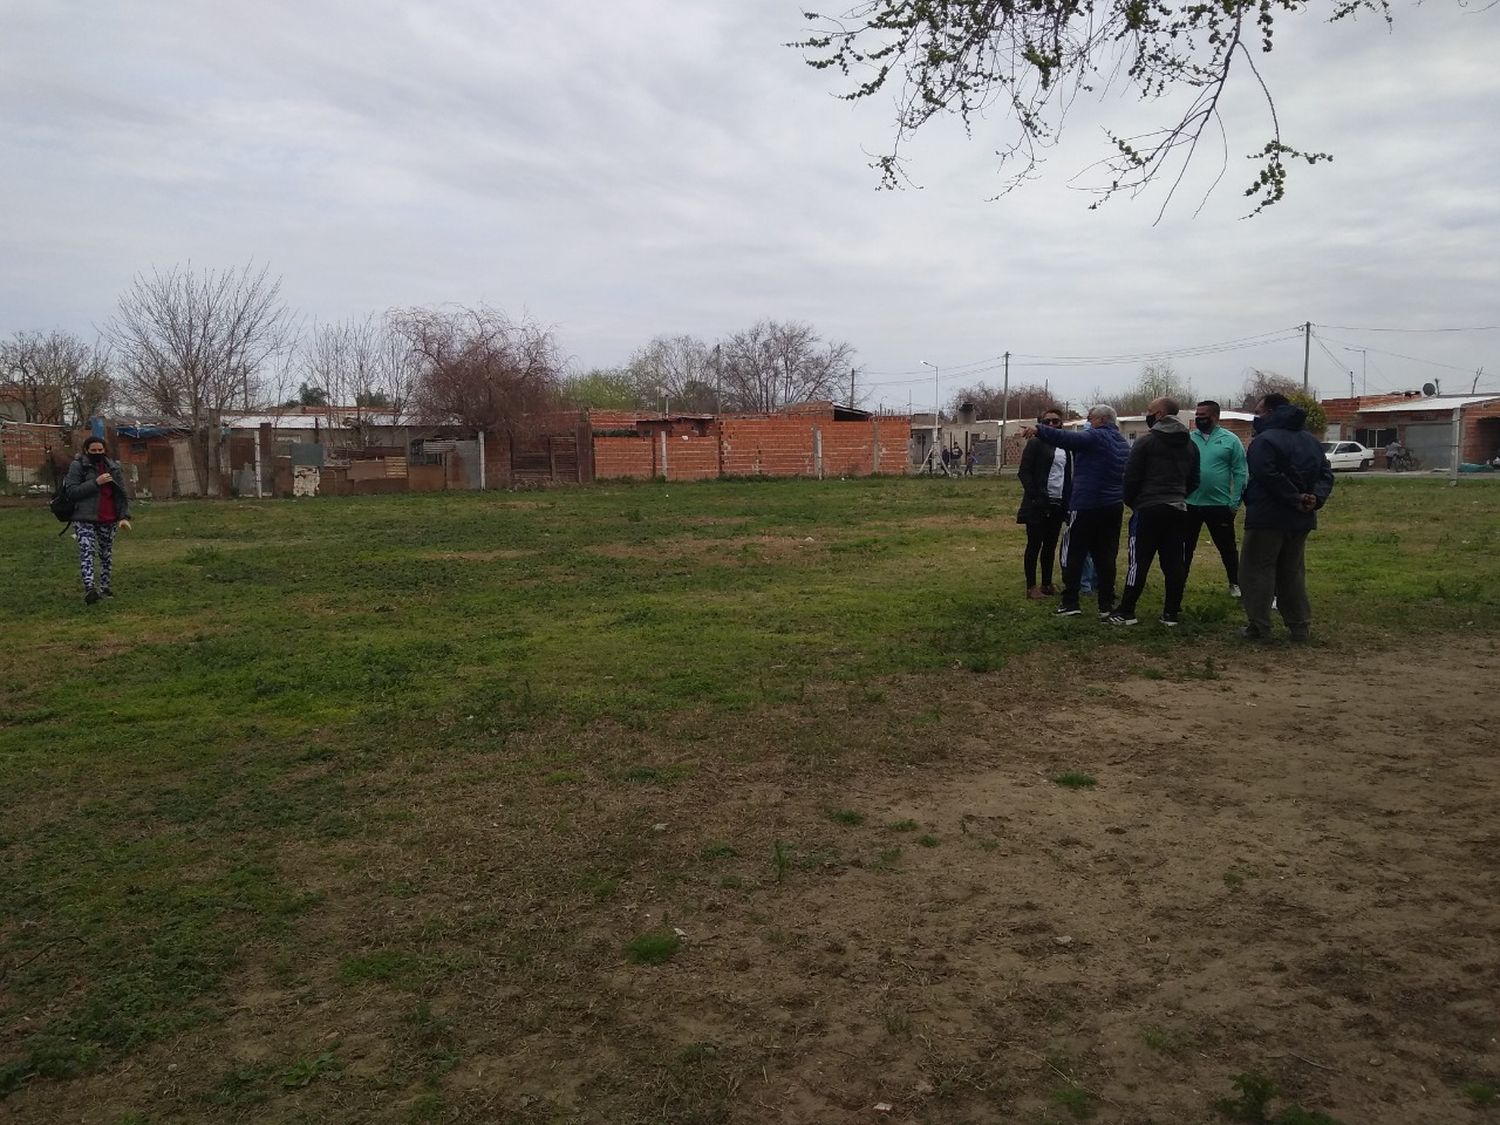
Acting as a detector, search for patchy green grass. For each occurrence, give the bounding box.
[624,930,682,966]
[0,476,1494,1120]
[1052,771,1098,789]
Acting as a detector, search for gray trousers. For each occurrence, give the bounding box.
[1239,527,1311,637]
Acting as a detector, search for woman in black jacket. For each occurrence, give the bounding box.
[63,436,133,604]
[1015,410,1072,599]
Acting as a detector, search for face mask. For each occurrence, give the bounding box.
[1145,415,1158,429]
[1195,417,1214,432]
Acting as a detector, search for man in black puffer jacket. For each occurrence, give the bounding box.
[1240,394,1335,641]
[1110,397,1200,627]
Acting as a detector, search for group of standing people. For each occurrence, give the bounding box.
[1017,394,1335,640]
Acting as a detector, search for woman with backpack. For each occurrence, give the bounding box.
[63,436,132,604]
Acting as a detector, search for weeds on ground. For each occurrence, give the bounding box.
[1052,771,1097,789]
[624,930,681,966]
[1214,1071,1341,1123]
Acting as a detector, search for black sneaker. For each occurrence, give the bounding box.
[1097,609,1115,620]
[1238,625,1269,641]
[1106,613,1138,626]
[84,589,99,605]
[1055,605,1082,617]
[1159,613,1179,628]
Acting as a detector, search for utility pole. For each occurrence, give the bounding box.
[1302,321,1312,394]
[999,351,1011,467]
[713,343,722,415]
[849,366,856,408]
[1349,371,1355,398]
[921,360,940,472]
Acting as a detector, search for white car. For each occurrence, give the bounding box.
[1321,440,1373,472]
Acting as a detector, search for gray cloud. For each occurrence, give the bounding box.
[2,0,1497,408]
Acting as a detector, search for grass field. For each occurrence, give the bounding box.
[1,476,1497,1123]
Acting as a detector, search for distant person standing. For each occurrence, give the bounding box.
[1024,405,1130,618]
[64,436,133,604]
[1184,400,1249,597]
[1109,397,1199,627]
[1240,394,1335,641]
[1016,409,1072,599]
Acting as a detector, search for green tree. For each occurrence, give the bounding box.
[794,0,1396,214]
[1291,391,1327,435]
[561,367,645,410]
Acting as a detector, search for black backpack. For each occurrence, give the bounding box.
[49,468,76,529]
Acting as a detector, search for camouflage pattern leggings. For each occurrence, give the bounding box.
[75,521,116,591]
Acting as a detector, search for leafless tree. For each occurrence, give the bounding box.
[1237,368,1306,411]
[627,335,718,413]
[719,320,855,413]
[1106,361,1196,414]
[948,381,1062,423]
[298,315,407,445]
[107,262,294,485]
[0,330,113,427]
[389,305,562,432]
[795,0,1389,217]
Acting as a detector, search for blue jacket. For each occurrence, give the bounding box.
[1033,422,1128,510]
[1243,404,1335,531]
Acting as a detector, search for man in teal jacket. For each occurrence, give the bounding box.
[1184,400,1248,596]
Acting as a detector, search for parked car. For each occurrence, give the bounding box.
[1321,440,1373,472]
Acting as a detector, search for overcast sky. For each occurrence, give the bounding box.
[3,0,1498,412]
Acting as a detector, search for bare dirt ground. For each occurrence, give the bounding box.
[17,636,1500,1124]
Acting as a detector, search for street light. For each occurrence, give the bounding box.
[1342,347,1367,396]
[921,359,939,473]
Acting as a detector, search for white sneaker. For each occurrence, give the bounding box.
[1272,596,1278,610]
[1228,584,1242,598]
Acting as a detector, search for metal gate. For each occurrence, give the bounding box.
[1403,422,1451,470]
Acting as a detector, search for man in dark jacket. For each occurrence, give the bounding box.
[1110,397,1200,627]
[1016,408,1072,599]
[1240,394,1335,641]
[1025,404,1130,617]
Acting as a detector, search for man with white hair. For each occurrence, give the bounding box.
[1023,404,1131,618]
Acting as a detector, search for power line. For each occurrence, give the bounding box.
[1313,322,1500,334]
[861,325,1306,388]
[1310,331,1475,374]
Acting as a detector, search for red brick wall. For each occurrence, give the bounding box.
[721,417,817,476]
[592,415,910,481]
[1462,403,1500,464]
[595,435,657,478]
[665,433,719,479]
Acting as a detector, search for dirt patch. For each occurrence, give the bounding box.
[12,639,1498,1124]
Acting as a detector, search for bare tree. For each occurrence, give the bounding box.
[949,381,1062,422]
[627,335,717,412]
[1107,361,1196,414]
[719,320,855,413]
[793,0,1392,216]
[0,330,113,427]
[390,305,562,432]
[107,262,294,486]
[1237,368,1306,411]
